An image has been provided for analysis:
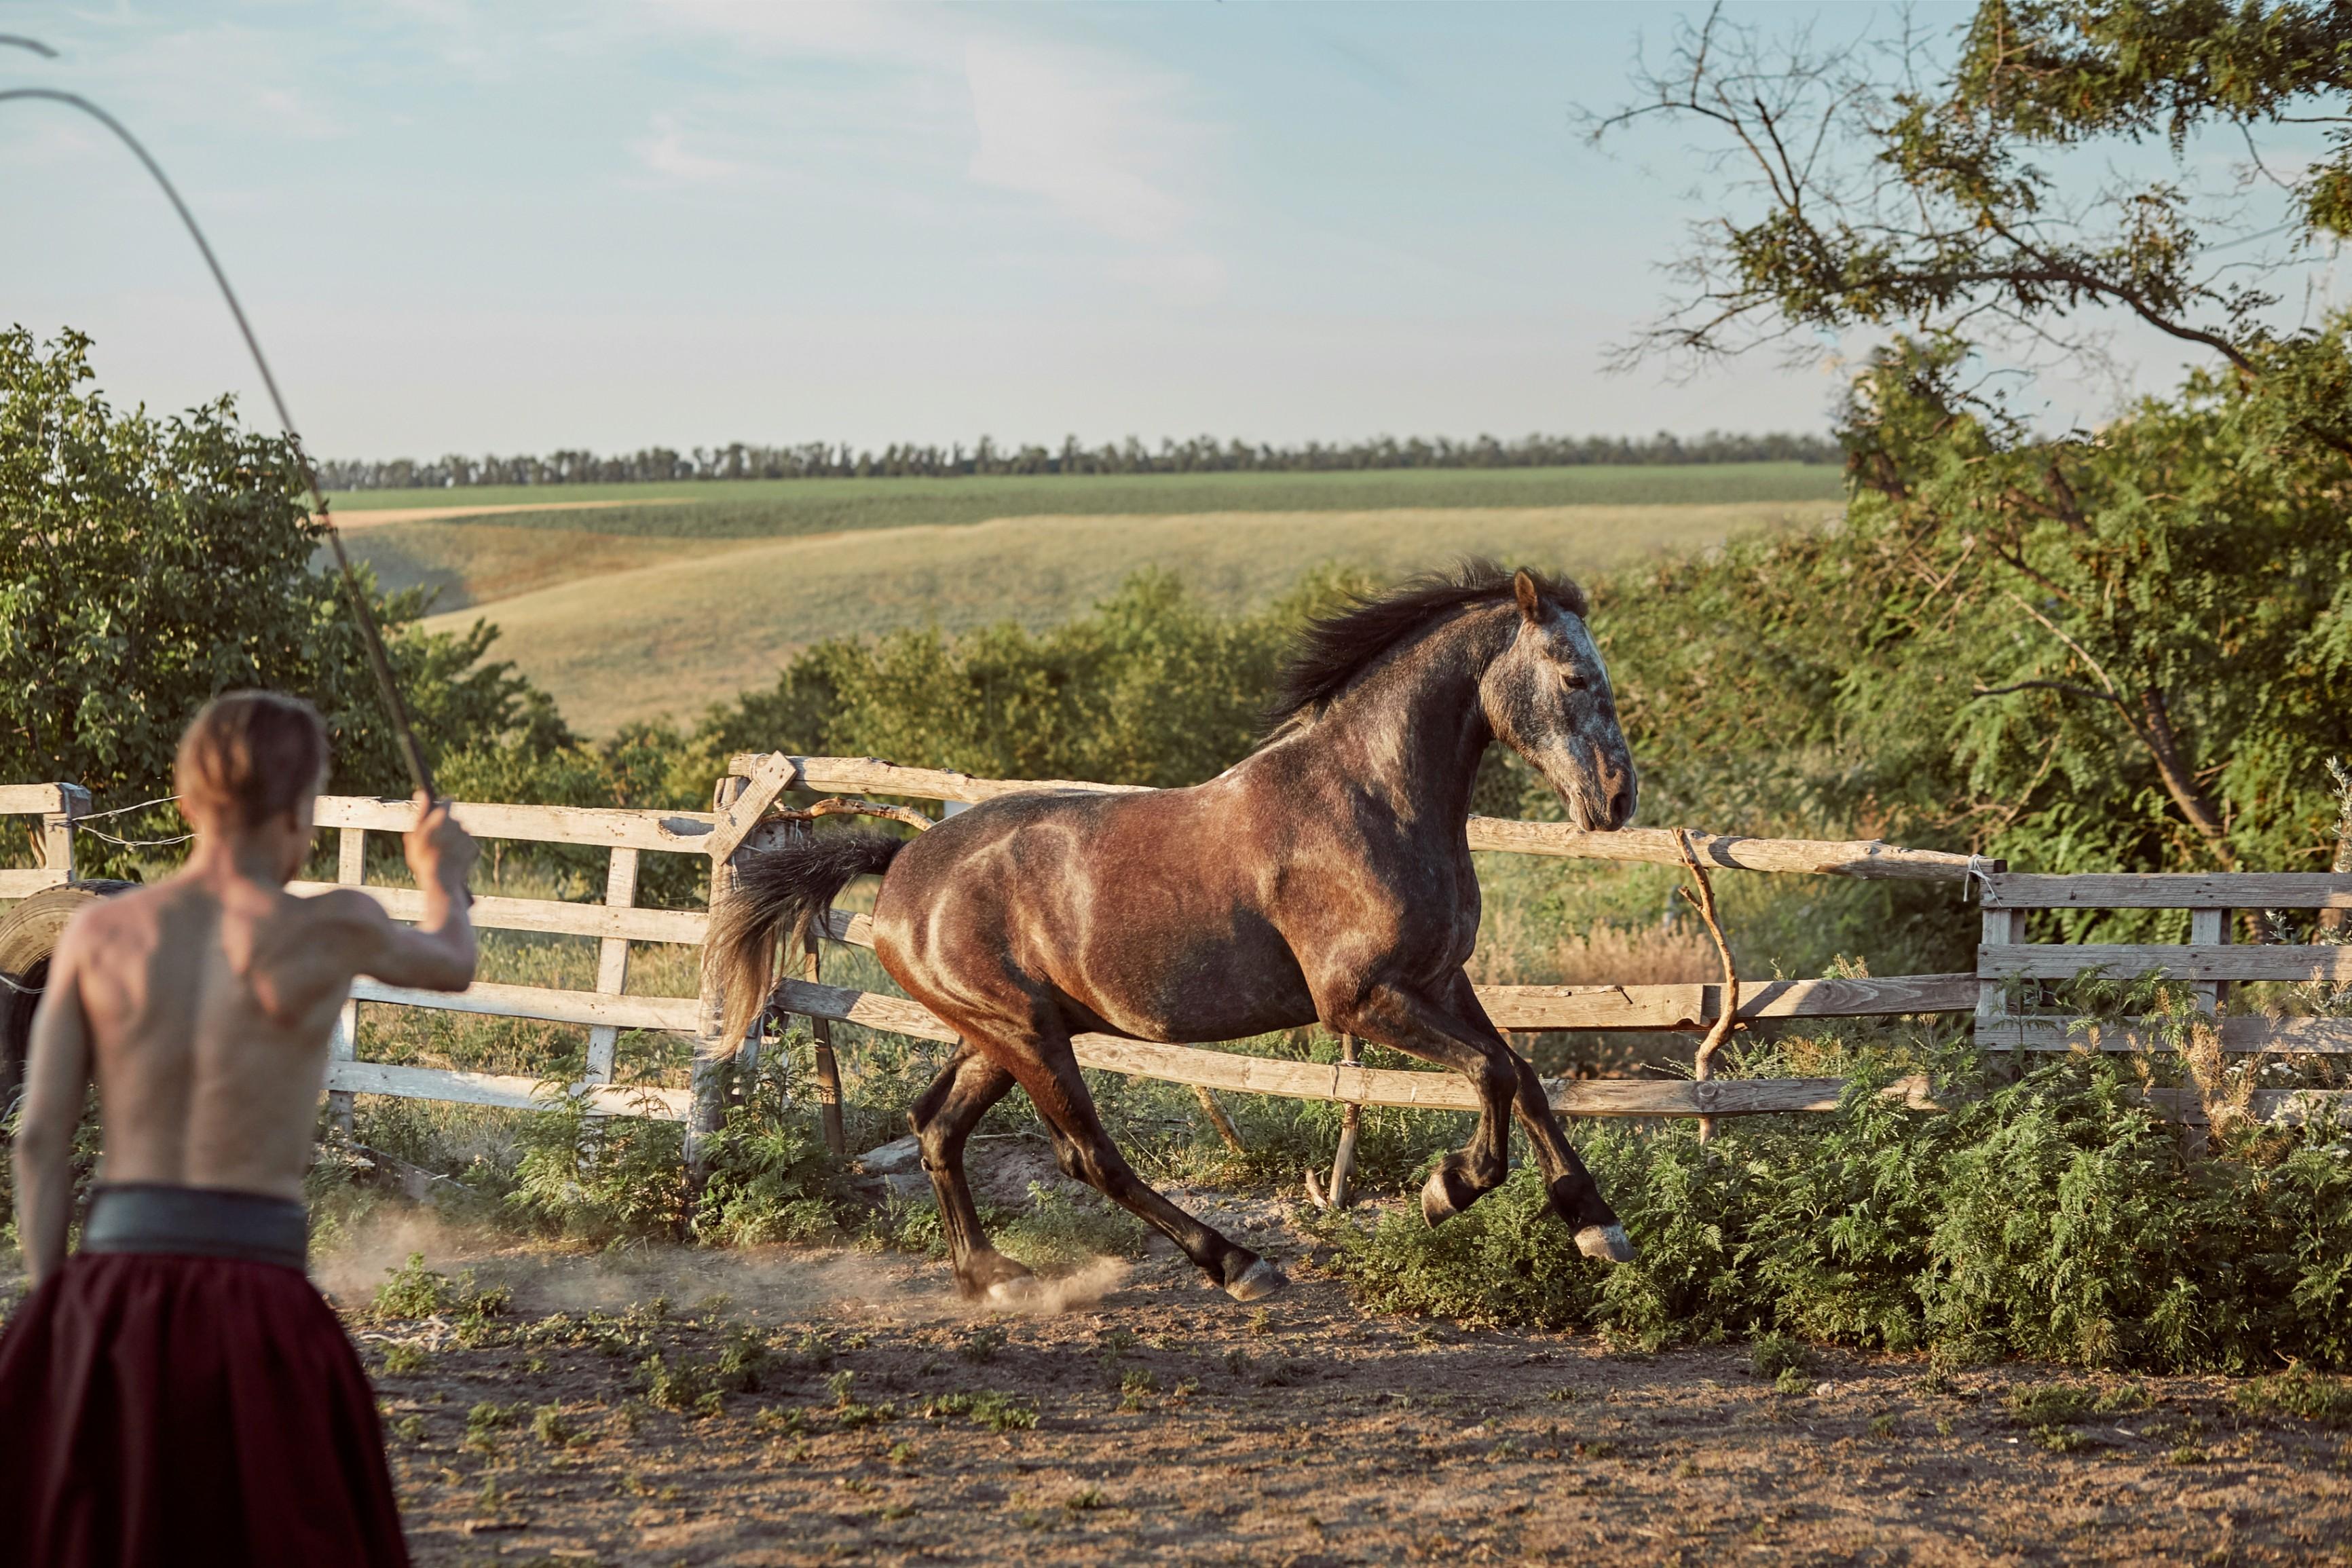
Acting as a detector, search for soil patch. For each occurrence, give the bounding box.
[356,1203,2352,1566]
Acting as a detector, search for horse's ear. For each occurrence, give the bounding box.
[1512,569,1543,624]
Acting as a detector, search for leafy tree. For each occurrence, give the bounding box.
[0,326,561,864]
[1584,2,2352,876]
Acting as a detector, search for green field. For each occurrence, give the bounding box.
[330,462,1842,535]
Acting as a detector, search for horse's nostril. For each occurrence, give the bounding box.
[1607,787,1632,829]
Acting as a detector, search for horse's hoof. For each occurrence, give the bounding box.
[1420,1163,1474,1227]
[1224,1258,1289,1302]
[1575,1222,1635,1263]
[984,1275,1045,1309]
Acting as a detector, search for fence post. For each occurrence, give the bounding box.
[37,785,88,884]
[2189,907,2230,1018]
[326,825,365,1136]
[584,847,639,1087]
[1977,902,2024,1065]
[689,774,750,1176]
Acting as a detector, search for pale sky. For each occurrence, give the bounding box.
[0,0,2169,462]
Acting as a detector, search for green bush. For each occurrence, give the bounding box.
[1317,1044,2352,1375]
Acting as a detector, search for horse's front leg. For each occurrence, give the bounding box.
[1444,972,1633,1262]
[1328,979,1633,1262]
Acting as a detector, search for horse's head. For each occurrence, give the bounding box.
[1480,568,1637,832]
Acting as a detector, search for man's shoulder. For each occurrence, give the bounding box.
[279,884,390,929]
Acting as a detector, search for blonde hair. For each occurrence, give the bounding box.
[174,691,329,827]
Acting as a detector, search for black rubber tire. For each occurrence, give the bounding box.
[0,882,134,1117]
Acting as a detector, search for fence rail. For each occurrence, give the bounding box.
[11,762,2351,1141]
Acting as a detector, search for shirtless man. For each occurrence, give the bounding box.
[0,690,479,1568]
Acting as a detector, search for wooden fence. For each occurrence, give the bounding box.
[9,756,2350,1144]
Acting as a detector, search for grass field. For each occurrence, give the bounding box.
[329,461,1844,532]
[411,499,1841,732]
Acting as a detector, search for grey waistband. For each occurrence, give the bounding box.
[81,1184,308,1271]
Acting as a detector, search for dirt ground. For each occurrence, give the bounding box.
[351,1189,2352,1568]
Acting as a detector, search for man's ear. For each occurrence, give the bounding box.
[1512,568,1543,624]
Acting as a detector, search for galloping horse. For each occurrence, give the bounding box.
[707,561,1639,1304]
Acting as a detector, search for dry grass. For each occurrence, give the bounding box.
[413,502,1838,734]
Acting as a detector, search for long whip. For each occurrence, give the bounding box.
[1,49,436,800]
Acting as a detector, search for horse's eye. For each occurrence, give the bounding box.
[1562,672,1590,694]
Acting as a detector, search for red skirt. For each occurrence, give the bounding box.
[0,1253,410,1568]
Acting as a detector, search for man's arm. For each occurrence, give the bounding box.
[352,794,479,992]
[15,924,92,1288]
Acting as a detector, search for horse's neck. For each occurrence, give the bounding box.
[1309,612,1499,832]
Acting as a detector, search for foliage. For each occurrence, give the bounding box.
[501,1045,848,1248]
[992,1182,1148,1274]
[1318,1043,2352,1374]
[1576,5,2352,882]
[0,326,565,861]
[368,1252,512,1324]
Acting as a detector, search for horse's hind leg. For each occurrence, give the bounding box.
[907,1044,1031,1302]
[993,1031,1286,1303]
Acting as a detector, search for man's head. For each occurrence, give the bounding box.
[175,691,329,879]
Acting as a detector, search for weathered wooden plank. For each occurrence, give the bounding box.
[1983,873,2352,910]
[744,754,1977,880]
[1460,819,1977,880]
[288,880,706,944]
[325,1060,689,1119]
[1478,973,1978,1030]
[808,912,1976,1028]
[1979,944,2352,983]
[1977,1016,2352,1053]
[766,977,1937,1115]
[0,868,70,898]
[0,784,74,815]
[707,753,800,864]
[314,795,722,855]
[348,977,698,1032]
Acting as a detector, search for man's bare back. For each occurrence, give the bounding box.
[14,787,478,1286]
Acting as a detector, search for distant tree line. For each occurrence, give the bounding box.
[316,429,1838,489]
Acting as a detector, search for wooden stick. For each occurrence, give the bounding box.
[1193,1083,1248,1156]
[806,937,848,1157]
[1676,828,1740,1144]
[1328,1034,1362,1208]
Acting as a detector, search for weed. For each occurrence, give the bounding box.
[886,1440,918,1466]
[531,1405,578,1449]
[1224,1348,1251,1376]
[995,1182,1148,1273]
[1774,1368,1814,1397]
[2038,1427,2089,1453]
[371,1254,511,1325]
[1867,1413,1899,1438]
[923,1389,1039,1433]
[1066,1487,1104,1512]
[957,1326,1005,1364]
[379,1341,429,1375]
[1248,1308,1275,1337]
[2009,1385,2100,1427]
[2170,1444,2209,1465]
[393,1415,428,1444]
[2235,1367,2352,1427]
[753,1406,806,1437]
[1750,1332,1808,1381]
[1119,1369,1158,1411]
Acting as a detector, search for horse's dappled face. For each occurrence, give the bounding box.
[1480,570,1637,832]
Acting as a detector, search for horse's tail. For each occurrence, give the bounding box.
[704,829,909,1046]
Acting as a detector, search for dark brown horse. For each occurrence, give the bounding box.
[708,562,1639,1304]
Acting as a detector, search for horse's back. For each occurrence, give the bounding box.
[870,781,1319,1045]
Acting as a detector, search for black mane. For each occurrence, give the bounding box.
[1266,559,1587,728]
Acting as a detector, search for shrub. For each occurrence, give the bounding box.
[1317,1042,2352,1375]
